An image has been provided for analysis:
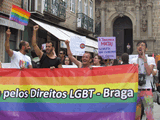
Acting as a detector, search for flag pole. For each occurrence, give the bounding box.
[8,0,14,29]
[8,6,12,29]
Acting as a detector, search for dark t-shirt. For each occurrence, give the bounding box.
[61,58,65,65]
[157,61,160,83]
[40,53,61,68]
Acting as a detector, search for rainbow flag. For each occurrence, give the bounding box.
[0,64,138,120]
[9,5,31,26]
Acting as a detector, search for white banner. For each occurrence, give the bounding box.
[70,36,86,56]
[1,63,11,68]
[62,65,78,68]
[129,54,148,64]
[0,17,24,31]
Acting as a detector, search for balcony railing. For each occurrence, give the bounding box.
[44,0,66,21]
[77,13,93,33]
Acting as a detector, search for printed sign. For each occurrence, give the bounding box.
[70,36,86,56]
[98,37,116,59]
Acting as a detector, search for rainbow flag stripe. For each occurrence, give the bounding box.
[9,5,31,26]
[0,64,138,120]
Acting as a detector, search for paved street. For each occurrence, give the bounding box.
[142,103,160,120]
[153,103,160,120]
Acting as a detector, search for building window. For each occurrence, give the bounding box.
[70,0,75,13]
[89,0,93,18]
[78,0,82,13]
[84,0,88,15]
[27,0,45,13]
[22,0,29,11]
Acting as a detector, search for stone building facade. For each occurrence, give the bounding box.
[0,0,97,63]
[95,0,160,56]
[0,0,23,63]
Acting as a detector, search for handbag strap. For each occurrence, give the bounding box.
[137,56,147,74]
[150,80,155,92]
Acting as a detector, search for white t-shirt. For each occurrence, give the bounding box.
[130,57,156,89]
[10,51,32,68]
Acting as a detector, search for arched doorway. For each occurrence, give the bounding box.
[113,16,133,56]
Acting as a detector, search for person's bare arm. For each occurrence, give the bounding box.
[142,50,154,75]
[32,25,43,59]
[144,63,154,76]
[5,29,13,57]
[65,40,82,68]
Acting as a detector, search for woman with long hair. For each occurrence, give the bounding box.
[93,55,103,66]
[112,59,119,66]
[64,56,72,65]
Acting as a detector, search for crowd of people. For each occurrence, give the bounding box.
[4,25,129,69]
[2,25,160,120]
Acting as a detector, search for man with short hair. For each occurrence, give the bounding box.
[130,41,155,120]
[59,49,65,65]
[32,25,62,68]
[65,40,92,68]
[5,29,32,68]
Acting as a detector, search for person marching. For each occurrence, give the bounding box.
[130,41,155,120]
[5,29,32,69]
[65,40,92,68]
[32,25,62,69]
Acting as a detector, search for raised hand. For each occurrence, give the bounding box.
[33,25,39,32]
[65,40,70,46]
[141,49,146,59]
[6,29,11,38]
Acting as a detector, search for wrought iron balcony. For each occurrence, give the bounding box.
[44,0,66,22]
[77,13,93,33]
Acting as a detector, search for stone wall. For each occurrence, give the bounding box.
[0,26,5,62]
[152,0,160,55]
[95,0,160,55]
[0,0,22,15]
[0,0,22,62]
[59,0,95,37]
